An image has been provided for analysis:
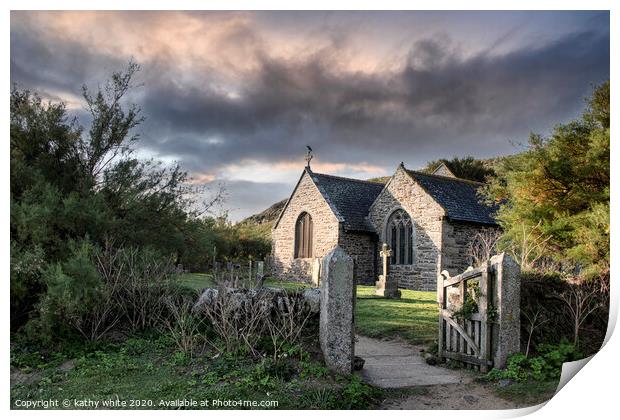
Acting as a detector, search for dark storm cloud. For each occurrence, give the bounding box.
[10,11,610,218]
[137,28,609,174]
[10,22,125,97]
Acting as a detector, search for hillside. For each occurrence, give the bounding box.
[242,198,287,226]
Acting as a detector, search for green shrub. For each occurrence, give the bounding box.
[27,242,196,344]
[10,242,47,330]
[34,240,116,342]
[488,340,581,382]
[299,388,337,409]
[338,375,381,409]
[520,271,606,356]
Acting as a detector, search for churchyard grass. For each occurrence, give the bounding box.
[490,380,558,405]
[355,286,437,345]
[179,273,311,291]
[10,333,382,409]
[179,273,214,290]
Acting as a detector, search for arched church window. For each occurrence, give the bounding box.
[386,209,415,265]
[294,212,313,258]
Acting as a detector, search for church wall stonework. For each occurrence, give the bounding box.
[271,171,340,283]
[441,221,502,277]
[272,166,499,291]
[368,167,445,291]
[339,230,377,285]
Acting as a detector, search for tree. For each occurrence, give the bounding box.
[484,82,609,280]
[10,63,224,329]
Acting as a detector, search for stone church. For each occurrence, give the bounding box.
[271,162,499,291]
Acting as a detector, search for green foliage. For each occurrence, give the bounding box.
[453,281,480,322]
[10,64,265,331]
[11,326,384,410]
[299,358,330,379]
[10,242,46,329]
[488,340,581,382]
[484,82,609,278]
[339,375,381,409]
[299,388,338,409]
[35,240,107,341]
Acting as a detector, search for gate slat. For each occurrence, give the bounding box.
[437,262,496,370]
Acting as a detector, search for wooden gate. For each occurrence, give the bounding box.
[438,263,495,371]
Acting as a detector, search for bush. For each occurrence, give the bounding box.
[339,375,381,409]
[520,271,607,355]
[34,240,117,342]
[10,242,46,330]
[29,241,195,343]
[488,340,581,382]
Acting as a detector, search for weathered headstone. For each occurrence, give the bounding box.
[319,246,355,374]
[256,261,264,279]
[491,253,521,369]
[375,243,401,299]
[311,257,321,287]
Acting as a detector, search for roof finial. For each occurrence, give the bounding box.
[305,145,314,169]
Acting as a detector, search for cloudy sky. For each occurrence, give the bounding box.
[10,11,609,220]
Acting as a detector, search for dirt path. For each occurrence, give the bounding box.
[356,335,520,410]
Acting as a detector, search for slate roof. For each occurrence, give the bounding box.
[405,169,499,225]
[310,172,385,232]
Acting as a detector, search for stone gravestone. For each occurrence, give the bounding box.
[375,243,401,299]
[319,246,355,374]
[256,261,264,280]
[311,257,321,287]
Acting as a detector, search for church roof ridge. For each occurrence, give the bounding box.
[403,167,485,185]
[310,171,387,185]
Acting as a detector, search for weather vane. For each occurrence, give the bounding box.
[305,145,313,168]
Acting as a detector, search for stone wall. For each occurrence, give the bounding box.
[440,221,502,277]
[368,166,445,291]
[271,171,340,283]
[338,230,377,285]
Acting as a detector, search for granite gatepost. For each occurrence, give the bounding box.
[319,246,355,374]
[491,253,521,369]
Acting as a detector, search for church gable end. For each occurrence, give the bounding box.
[431,162,457,178]
[369,165,446,290]
[271,170,340,283]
